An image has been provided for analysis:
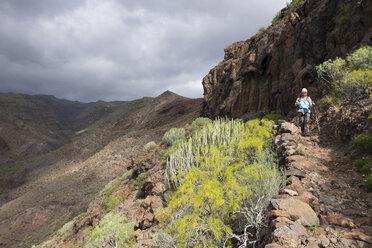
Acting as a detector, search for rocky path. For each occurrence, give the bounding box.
[266,122,372,248]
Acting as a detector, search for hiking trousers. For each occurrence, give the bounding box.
[298,112,310,135]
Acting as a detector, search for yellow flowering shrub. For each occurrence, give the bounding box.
[161,118,283,247]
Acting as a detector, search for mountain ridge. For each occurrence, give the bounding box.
[0,91,202,248]
[1,0,371,247]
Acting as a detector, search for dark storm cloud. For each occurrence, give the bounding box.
[0,0,288,102]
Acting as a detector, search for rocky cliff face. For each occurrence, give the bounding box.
[202,0,372,118]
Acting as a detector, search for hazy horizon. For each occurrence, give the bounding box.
[0,89,195,103]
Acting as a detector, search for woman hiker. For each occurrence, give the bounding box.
[295,88,313,136]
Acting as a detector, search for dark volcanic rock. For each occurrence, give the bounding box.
[202,0,372,118]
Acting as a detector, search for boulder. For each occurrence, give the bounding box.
[289,12,300,26]
[355,217,372,227]
[286,156,316,171]
[269,210,301,221]
[135,196,163,230]
[143,181,166,197]
[324,214,355,228]
[271,198,319,226]
[281,133,300,143]
[285,169,306,179]
[319,234,330,247]
[343,230,372,244]
[283,189,298,196]
[283,176,316,204]
[306,237,319,248]
[280,122,300,135]
[274,217,295,226]
[73,209,102,233]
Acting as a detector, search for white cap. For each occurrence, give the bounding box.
[301,88,308,93]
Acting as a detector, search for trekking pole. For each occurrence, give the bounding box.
[313,107,321,134]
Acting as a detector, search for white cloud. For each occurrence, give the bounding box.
[0,0,288,102]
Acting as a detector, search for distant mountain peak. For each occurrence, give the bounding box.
[157,90,180,98]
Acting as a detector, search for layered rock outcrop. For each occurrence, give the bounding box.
[202,0,372,118]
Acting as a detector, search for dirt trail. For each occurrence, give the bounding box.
[301,134,372,247]
[267,122,372,248]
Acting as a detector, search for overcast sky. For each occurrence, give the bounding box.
[0,0,288,102]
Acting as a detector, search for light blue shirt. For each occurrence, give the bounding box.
[296,96,312,113]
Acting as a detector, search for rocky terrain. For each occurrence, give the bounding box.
[202,0,372,118]
[37,141,170,248]
[0,91,202,248]
[1,0,372,247]
[37,97,372,248]
[266,119,371,247]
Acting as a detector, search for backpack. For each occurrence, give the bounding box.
[298,95,310,106]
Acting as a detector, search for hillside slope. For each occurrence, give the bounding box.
[0,92,202,248]
[202,0,372,118]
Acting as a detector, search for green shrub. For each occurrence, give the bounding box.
[152,231,177,248]
[73,212,89,222]
[86,213,135,248]
[365,175,372,191]
[316,96,341,107]
[316,46,372,98]
[190,117,212,135]
[162,118,283,247]
[354,159,365,170]
[368,115,372,120]
[101,170,132,196]
[258,27,267,32]
[135,189,145,199]
[159,149,169,160]
[272,11,282,25]
[132,172,148,199]
[345,69,372,96]
[162,128,186,146]
[353,134,372,153]
[101,170,132,212]
[102,195,126,212]
[143,141,156,153]
[308,223,320,232]
[347,46,372,70]
[82,226,93,236]
[36,220,76,247]
[361,162,372,175]
[271,0,301,25]
[354,158,372,191]
[354,159,372,174]
[262,112,284,124]
[132,172,147,188]
[286,0,301,13]
[56,221,74,238]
